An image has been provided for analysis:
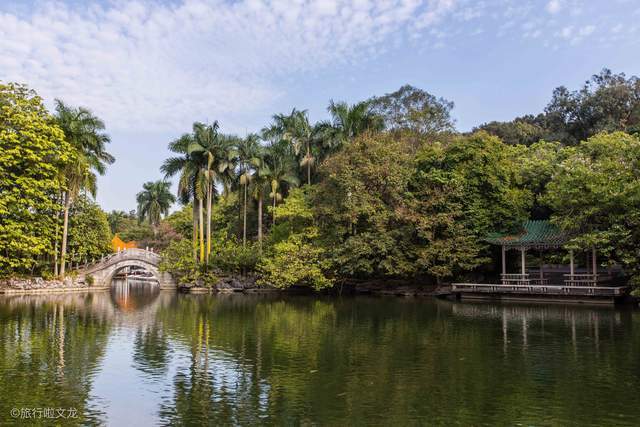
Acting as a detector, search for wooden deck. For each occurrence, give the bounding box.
[451,283,629,304]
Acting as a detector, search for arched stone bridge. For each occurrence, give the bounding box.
[77,248,176,290]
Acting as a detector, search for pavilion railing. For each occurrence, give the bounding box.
[563,273,605,287]
[452,283,627,296]
[501,273,530,285]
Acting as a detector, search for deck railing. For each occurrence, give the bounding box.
[563,273,602,287]
[502,272,608,287]
[501,273,530,285]
[452,283,627,296]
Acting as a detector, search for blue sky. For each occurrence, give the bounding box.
[1,0,639,212]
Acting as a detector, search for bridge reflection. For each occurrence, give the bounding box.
[110,279,160,312]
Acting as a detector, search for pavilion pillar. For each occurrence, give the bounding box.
[520,246,526,276]
[501,245,506,276]
[569,249,575,278]
[592,246,597,285]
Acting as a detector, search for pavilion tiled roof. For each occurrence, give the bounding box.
[485,220,568,249]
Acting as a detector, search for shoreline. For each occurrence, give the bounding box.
[0,286,111,295]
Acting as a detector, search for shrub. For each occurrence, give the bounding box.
[209,235,260,274]
[257,228,333,290]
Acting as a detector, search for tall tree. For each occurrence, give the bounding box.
[250,150,270,246]
[162,133,202,262]
[271,109,320,186]
[544,69,640,144]
[369,85,455,135]
[187,123,237,263]
[0,83,72,276]
[54,100,114,277]
[542,132,640,289]
[315,132,417,278]
[477,69,640,146]
[319,100,384,151]
[236,134,261,246]
[67,195,112,263]
[475,115,547,146]
[136,181,176,235]
[263,143,300,226]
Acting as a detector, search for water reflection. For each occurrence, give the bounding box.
[0,288,639,425]
[110,278,160,313]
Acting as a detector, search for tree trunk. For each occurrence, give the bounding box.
[306,143,311,186]
[59,192,71,277]
[257,195,263,246]
[206,182,212,261]
[53,194,61,277]
[192,202,198,263]
[243,183,248,247]
[198,197,205,264]
[272,195,276,226]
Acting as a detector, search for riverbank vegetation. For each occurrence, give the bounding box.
[2,70,640,291]
[156,69,640,291]
[0,83,113,277]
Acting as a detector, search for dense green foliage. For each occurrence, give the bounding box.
[152,70,640,291]
[6,69,640,290]
[0,83,72,275]
[477,69,640,145]
[369,85,455,135]
[315,132,416,278]
[543,132,640,287]
[0,83,114,278]
[407,134,526,280]
[67,195,112,263]
[258,188,333,289]
[136,180,176,231]
[54,99,114,276]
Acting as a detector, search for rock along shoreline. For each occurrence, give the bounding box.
[0,277,109,295]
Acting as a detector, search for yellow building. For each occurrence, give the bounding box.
[111,234,137,252]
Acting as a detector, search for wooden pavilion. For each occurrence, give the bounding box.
[449,220,629,304]
[485,220,601,287]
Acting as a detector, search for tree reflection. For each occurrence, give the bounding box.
[0,294,112,425]
[2,291,639,425]
[147,295,640,426]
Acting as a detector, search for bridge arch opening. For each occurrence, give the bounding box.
[105,264,161,287]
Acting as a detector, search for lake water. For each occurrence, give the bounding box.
[0,280,639,426]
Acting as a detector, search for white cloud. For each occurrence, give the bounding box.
[559,25,574,38]
[0,0,460,133]
[0,0,633,134]
[556,23,595,44]
[546,0,562,14]
[578,25,596,37]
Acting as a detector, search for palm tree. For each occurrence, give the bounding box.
[236,134,261,246]
[216,134,241,197]
[272,109,320,186]
[107,210,130,234]
[136,180,175,234]
[263,143,300,226]
[321,100,384,150]
[187,123,237,263]
[161,132,202,263]
[250,149,270,246]
[54,100,114,277]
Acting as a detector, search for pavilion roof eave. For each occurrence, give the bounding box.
[496,242,565,250]
[485,220,569,250]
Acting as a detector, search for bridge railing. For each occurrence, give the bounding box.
[76,248,161,273]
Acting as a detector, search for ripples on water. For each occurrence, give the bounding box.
[0,279,638,426]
